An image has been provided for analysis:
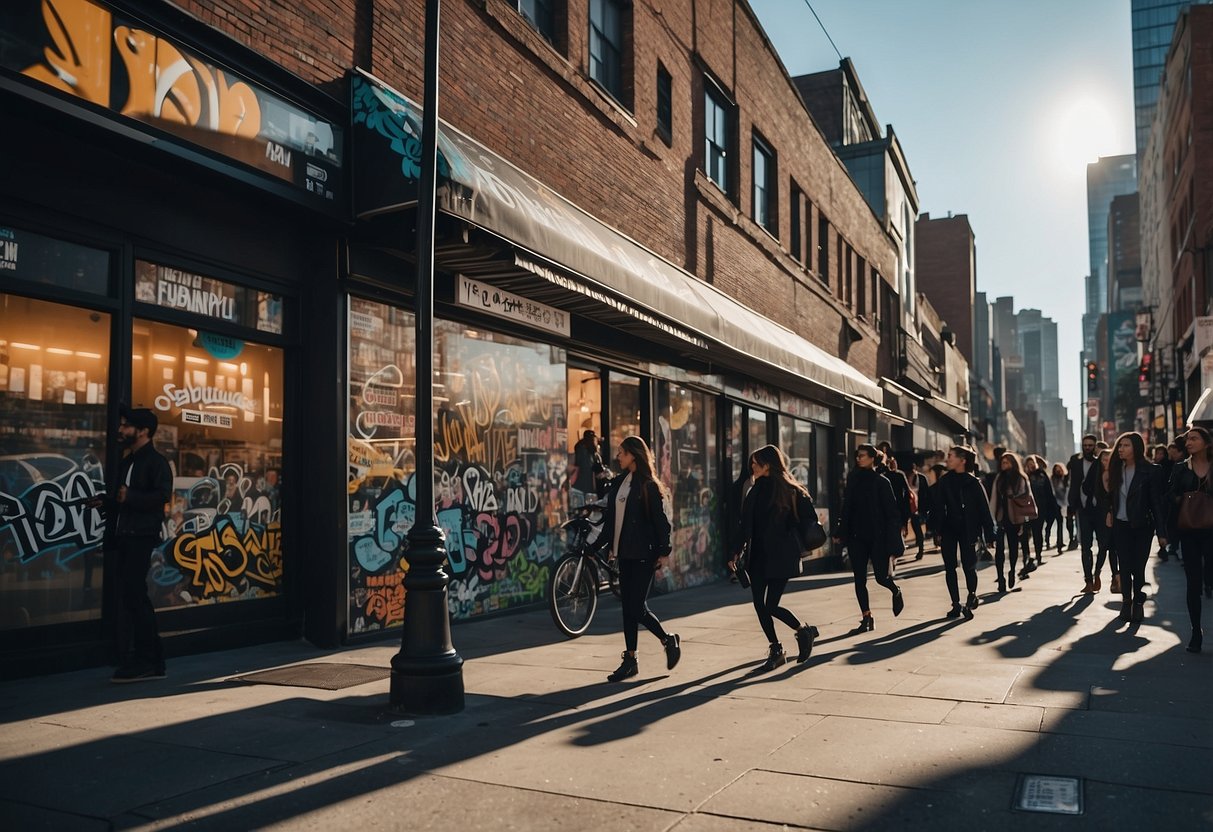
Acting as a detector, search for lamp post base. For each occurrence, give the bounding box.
[390,653,465,715]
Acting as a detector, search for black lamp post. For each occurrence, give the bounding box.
[390,0,464,714]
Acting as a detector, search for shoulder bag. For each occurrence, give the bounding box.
[795,496,828,553]
[1008,491,1038,525]
[1178,472,1213,531]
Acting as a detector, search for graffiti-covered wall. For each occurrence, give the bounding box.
[346,300,567,634]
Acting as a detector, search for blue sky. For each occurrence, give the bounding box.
[748,0,1136,445]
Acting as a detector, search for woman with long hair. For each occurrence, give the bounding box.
[1022,454,1056,570]
[835,444,905,631]
[1163,427,1213,652]
[597,436,680,681]
[929,445,995,618]
[1106,432,1167,624]
[1050,462,1071,553]
[989,451,1030,592]
[731,444,819,671]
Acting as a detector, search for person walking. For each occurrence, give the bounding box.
[930,446,995,618]
[906,461,931,560]
[835,444,905,632]
[1068,435,1101,561]
[731,444,820,671]
[989,451,1033,591]
[88,406,173,683]
[1105,432,1167,625]
[1023,455,1056,568]
[1082,449,1120,593]
[1166,437,1190,564]
[597,436,680,681]
[878,451,913,554]
[1050,462,1071,553]
[1153,443,1176,562]
[1162,427,1213,652]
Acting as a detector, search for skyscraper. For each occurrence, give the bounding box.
[1132,0,1212,159]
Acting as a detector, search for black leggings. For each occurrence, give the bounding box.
[1112,520,1154,606]
[849,538,898,612]
[940,533,978,604]
[1180,532,1213,631]
[749,573,802,643]
[996,522,1021,580]
[1083,518,1120,580]
[619,558,668,651]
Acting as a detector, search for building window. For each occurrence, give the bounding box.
[790,183,803,262]
[817,214,829,284]
[752,134,776,234]
[656,62,672,145]
[518,0,556,41]
[704,80,732,196]
[589,0,624,100]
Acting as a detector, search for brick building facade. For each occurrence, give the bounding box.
[0,0,906,677]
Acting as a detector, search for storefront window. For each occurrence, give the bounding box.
[1,225,110,294]
[608,372,641,462]
[133,319,284,609]
[656,383,720,589]
[778,415,814,492]
[567,368,603,507]
[347,298,416,633]
[748,408,769,453]
[0,294,110,629]
[346,307,568,633]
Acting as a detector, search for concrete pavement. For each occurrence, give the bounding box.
[1,541,1210,831]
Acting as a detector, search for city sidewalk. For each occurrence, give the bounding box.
[1,542,1209,831]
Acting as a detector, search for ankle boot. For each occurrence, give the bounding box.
[795,625,819,663]
[759,643,787,672]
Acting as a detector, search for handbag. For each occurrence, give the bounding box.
[1008,492,1038,525]
[732,544,751,589]
[1178,490,1213,531]
[794,494,828,554]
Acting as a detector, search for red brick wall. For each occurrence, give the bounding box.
[174,0,895,378]
[916,213,976,365]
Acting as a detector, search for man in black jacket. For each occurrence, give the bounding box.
[92,406,173,683]
[1067,435,1101,561]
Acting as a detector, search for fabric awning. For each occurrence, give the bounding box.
[351,70,882,404]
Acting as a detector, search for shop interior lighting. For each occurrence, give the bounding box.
[11,342,40,350]
[186,356,209,365]
[239,362,248,376]
[133,354,144,360]
[76,351,102,359]
[47,347,74,355]
[219,362,240,373]
[153,353,177,362]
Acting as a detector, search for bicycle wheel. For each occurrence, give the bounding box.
[548,553,599,638]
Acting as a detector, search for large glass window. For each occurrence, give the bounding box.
[748,408,769,456]
[518,0,555,42]
[0,294,110,629]
[778,415,814,492]
[607,372,641,465]
[567,368,604,507]
[133,319,285,610]
[655,384,720,590]
[1,225,110,294]
[346,304,568,633]
[704,81,731,195]
[589,0,624,99]
[656,62,673,145]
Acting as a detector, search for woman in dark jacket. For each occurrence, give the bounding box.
[597,436,680,681]
[1049,463,1071,553]
[1163,426,1213,653]
[1106,432,1167,625]
[835,444,905,631]
[930,445,996,618]
[1082,449,1118,594]
[730,444,820,672]
[989,452,1032,592]
[1023,455,1058,568]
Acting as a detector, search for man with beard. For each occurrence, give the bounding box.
[89,405,173,683]
[1067,434,1102,579]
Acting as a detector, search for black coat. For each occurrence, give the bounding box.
[1069,454,1101,511]
[104,442,172,541]
[738,476,816,580]
[1107,461,1167,533]
[839,467,903,555]
[598,473,672,560]
[882,468,912,524]
[932,471,996,545]
[1028,470,1058,522]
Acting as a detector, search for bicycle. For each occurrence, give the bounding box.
[548,499,621,637]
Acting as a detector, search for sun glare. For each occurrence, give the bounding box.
[1051,95,1117,176]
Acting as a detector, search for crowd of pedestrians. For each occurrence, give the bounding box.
[603,428,1212,680]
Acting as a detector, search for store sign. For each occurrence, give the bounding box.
[456,275,570,337]
[0,225,110,293]
[154,381,258,414]
[1195,316,1213,358]
[135,260,283,333]
[181,408,234,429]
[5,0,343,213]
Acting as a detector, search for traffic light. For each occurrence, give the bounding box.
[1138,352,1153,385]
[1086,361,1099,394]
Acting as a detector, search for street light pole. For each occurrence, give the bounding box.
[390,0,464,714]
